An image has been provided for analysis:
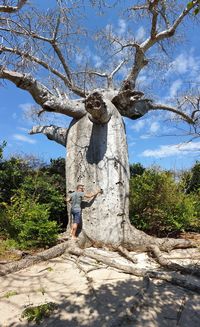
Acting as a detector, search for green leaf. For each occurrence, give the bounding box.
[187,1,194,10]
[194,7,200,15]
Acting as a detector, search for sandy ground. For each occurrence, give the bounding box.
[0,248,200,327]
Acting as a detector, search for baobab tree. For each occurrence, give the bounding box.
[0,1,200,283]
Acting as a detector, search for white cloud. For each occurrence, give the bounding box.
[169,79,182,98]
[149,122,160,133]
[169,53,188,74]
[19,103,33,113]
[137,74,147,83]
[17,127,29,132]
[141,141,200,158]
[117,19,127,36]
[140,134,151,139]
[93,55,103,68]
[135,26,146,42]
[131,120,146,132]
[13,134,36,144]
[129,141,136,147]
[167,50,200,78]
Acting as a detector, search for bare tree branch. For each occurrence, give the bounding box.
[0,45,86,97]
[150,0,159,39]
[0,68,86,118]
[29,125,68,147]
[85,91,112,123]
[0,45,67,81]
[0,19,52,42]
[129,4,148,11]
[121,0,199,90]
[108,60,126,88]
[142,1,199,51]
[149,102,195,125]
[81,60,126,89]
[0,0,27,13]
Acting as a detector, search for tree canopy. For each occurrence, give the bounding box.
[0,0,200,131]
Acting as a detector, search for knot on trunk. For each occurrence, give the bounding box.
[85,92,111,124]
[112,89,151,119]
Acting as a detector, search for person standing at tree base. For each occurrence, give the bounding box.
[68,184,102,239]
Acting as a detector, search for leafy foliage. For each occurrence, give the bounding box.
[2,190,59,248]
[129,168,199,234]
[185,161,200,193]
[20,173,66,226]
[0,155,31,204]
[187,1,200,15]
[130,163,145,178]
[21,302,57,324]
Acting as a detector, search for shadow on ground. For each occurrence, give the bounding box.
[0,253,199,327]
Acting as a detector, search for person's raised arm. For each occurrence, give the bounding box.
[84,188,103,199]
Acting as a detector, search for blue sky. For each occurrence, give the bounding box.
[1,1,200,171]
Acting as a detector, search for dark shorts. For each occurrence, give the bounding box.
[71,209,82,224]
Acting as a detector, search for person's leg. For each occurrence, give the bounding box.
[71,223,78,239]
[71,210,81,239]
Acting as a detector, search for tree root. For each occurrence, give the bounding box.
[1,236,200,295]
[115,245,138,264]
[148,245,200,277]
[68,246,200,294]
[0,241,71,276]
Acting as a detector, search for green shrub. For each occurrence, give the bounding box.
[3,190,59,248]
[0,239,19,256]
[185,161,200,193]
[129,168,198,234]
[20,173,67,226]
[0,156,31,204]
[130,162,145,178]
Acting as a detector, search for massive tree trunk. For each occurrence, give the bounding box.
[65,95,192,251]
[66,101,130,246]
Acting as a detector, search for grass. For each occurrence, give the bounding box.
[0,239,20,261]
[37,287,46,295]
[3,290,18,298]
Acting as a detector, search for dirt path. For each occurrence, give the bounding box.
[0,248,200,327]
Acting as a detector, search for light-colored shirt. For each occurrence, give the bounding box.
[70,191,84,211]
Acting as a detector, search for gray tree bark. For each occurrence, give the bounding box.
[66,101,130,246]
[65,94,192,251]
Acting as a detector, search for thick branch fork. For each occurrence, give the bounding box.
[112,89,151,119]
[85,92,113,123]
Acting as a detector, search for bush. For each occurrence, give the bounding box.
[0,156,31,203]
[130,163,145,178]
[20,173,67,226]
[185,161,200,193]
[129,168,198,234]
[2,190,59,248]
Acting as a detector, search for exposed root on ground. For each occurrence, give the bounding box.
[0,240,71,276]
[0,232,199,294]
[148,245,200,277]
